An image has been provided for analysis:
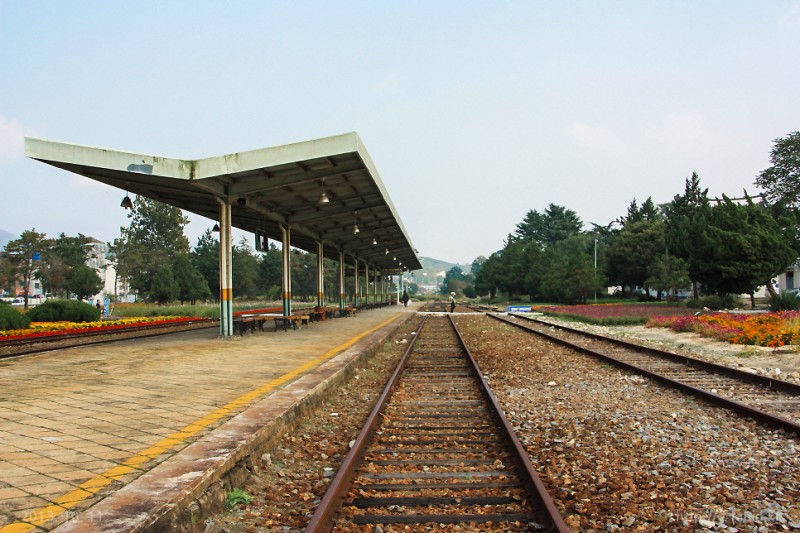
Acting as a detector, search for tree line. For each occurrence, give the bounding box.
[1,196,355,308]
[5,130,799,308]
[442,131,800,306]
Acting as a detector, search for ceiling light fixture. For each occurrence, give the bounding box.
[212,223,220,232]
[318,177,330,205]
[372,237,377,245]
[120,183,133,209]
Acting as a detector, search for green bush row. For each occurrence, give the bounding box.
[27,299,101,323]
[0,302,32,330]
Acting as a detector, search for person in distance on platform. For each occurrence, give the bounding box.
[402,290,409,307]
[449,291,456,313]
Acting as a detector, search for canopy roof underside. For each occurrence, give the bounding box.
[25,132,421,271]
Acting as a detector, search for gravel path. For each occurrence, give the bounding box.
[209,315,800,532]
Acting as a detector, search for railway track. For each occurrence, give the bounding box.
[305,315,569,532]
[495,313,800,434]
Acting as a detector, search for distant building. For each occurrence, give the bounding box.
[85,238,132,304]
[777,261,800,293]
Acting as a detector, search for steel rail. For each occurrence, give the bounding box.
[509,313,800,395]
[305,316,570,532]
[448,314,570,532]
[491,313,800,435]
[303,317,427,532]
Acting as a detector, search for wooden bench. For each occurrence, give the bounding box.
[343,306,357,317]
[273,315,311,331]
[234,313,281,335]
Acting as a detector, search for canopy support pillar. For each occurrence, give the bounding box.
[218,200,233,337]
[316,241,325,308]
[338,250,345,312]
[281,225,292,316]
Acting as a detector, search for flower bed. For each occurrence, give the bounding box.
[0,316,202,341]
[647,311,800,348]
[534,303,692,326]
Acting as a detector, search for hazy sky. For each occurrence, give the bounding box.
[2,2,799,264]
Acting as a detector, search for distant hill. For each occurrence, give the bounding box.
[0,229,15,249]
[419,256,471,275]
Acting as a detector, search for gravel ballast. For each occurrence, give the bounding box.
[209,314,800,532]
[455,315,800,532]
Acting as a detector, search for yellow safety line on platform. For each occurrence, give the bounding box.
[1,316,398,533]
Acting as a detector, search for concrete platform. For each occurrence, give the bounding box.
[0,304,417,532]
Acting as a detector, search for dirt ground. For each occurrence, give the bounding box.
[535,316,800,383]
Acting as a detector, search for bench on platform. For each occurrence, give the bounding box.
[234,313,281,336]
[273,315,311,331]
[310,306,327,322]
[343,306,357,317]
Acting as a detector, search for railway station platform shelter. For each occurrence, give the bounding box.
[25,133,422,336]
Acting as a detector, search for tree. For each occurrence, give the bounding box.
[606,220,666,296]
[520,241,545,300]
[68,264,104,301]
[258,243,282,297]
[515,204,583,248]
[0,255,15,297]
[645,254,691,300]
[173,254,211,304]
[3,229,49,309]
[755,131,800,209]
[470,257,486,279]
[112,197,190,300]
[474,252,502,298]
[618,197,661,226]
[191,229,220,300]
[441,266,466,296]
[150,264,179,304]
[291,250,316,301]
[663,172,710,298]
[232,238,260,299]
[539,235,599,303]
[695,197,796,303]
[38,233,95,298]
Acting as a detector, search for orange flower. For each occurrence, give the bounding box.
[646,311,800,347]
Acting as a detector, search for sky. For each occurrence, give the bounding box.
[1,2,799,265]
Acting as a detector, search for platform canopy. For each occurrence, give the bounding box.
[25,132,421,271]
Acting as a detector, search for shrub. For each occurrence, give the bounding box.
[769,291,800,312]
[0,305,32,330]
[685,295,741,311]
[27,299,101,323]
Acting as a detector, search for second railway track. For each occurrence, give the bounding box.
[305,315,569,532]
[496,313,800,433]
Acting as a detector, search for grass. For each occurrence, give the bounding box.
[532,303,692,326]
[108,300,321,318]
[225,489,253,509]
